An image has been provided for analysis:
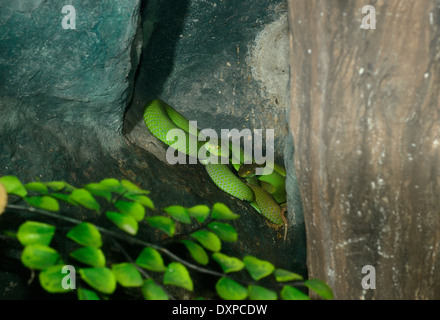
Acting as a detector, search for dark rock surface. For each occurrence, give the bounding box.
[123,0,306,284]
[0,0,142,180]
[124,0,290,163]
[0,0,305,299]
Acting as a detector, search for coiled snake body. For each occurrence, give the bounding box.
[143,99,287,228]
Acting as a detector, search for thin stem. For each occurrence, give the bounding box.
[100,191,126,216]
[7,204,80,225]
[161,217,213,245]
[101,226,226,278]
[110,238,151,279]
[27,269,36,286]
[110,238,176,300]
[157,246,225,278]
[0,233,14,241]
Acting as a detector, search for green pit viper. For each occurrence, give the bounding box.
[143,99,288,236]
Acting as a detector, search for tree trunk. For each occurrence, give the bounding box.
[287,0,440,299]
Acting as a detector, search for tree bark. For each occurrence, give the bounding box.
[287,0,440,299]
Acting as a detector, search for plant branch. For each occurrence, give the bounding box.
[7,204,81,225]
[6,204,227,279]
[110,238,151,279]
[7,203,306,294]
[110,237,177,300]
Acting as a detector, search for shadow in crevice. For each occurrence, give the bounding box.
[123,0,191,136]
[120,0,307,282]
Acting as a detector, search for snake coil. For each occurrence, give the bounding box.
[143,99,286,226]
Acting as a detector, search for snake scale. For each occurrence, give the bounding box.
[143,99,287,227]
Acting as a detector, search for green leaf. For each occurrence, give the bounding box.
[135,247,166,272]
[190,230,221,252]
[186,205,210,223]
[98,178,125,193]
[123,193,154,209]
[21,244,60,269]
[17,221,55,246]
[67,222,102,248]
[45,181,74,192]
[181,240,209,265]
[243,255,275,281]
[79,267,117,294]
[24,196,59,212]
[85,183,112,202]
[24,182,49,194]
[70,247,106,267]
[304,279,334,300]
[121,180,149,195]
[50,193,77,205]
[69,189,100,212]
[105,211,138,235]
[211,203,239,220]
[164,205,191,224]
[281,286,310,300]
[142,279,169,300]
[146,216,175,237]
[78,288,100,300]
[163,262,193,291]
[0,183,6,216]
[215,277,247,300]
[212,253,244,273]
[39,265,72,293]
[0,176,27,197]
[111,263,143,287]
[274,268,303,282]
[115,200,145,221]
[208,222,237,242]
[248,285,278,300]
[45,181,67,192]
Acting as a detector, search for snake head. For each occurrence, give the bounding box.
[237,163,261,178]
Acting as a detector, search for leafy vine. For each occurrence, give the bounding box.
[0,175,333,300]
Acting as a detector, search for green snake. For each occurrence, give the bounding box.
[143,99,287,227]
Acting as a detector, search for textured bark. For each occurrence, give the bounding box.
[287,0,440,299]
